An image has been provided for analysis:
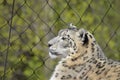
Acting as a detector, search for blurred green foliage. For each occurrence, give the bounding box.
[0,0,120,80]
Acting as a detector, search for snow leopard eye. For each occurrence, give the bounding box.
[61,37,65,40]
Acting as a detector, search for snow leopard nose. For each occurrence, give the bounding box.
[48,36,58,47]
[48,43,52,47]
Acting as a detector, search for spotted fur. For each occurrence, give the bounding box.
[48,24,120,80]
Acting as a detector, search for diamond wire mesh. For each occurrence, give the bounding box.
[0,0,120,80]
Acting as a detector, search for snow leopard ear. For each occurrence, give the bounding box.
[68,23,77,30]
[78,28,89,45]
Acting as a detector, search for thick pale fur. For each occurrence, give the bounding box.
[48,25,120,80]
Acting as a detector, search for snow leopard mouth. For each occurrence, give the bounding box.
[49,50,61,56]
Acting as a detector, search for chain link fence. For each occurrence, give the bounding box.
[0,0,120,80]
